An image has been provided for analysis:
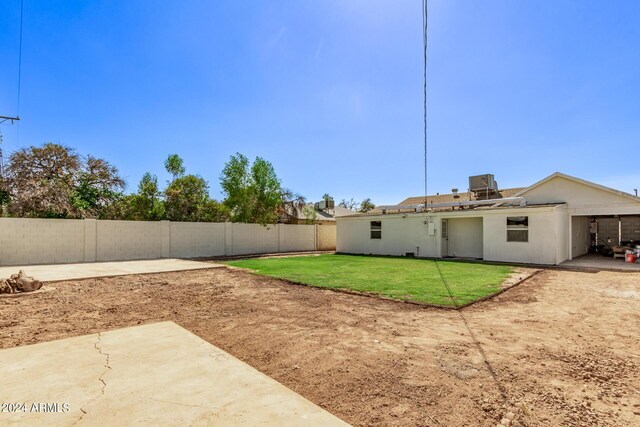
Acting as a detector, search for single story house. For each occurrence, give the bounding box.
[336,172,640,265]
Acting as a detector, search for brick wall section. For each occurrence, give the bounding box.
[0,219,336,266]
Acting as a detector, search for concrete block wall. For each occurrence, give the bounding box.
[316,224,337,251]
[0,218,335,266]
[96,220,162,261]
[279,224,315,252]
[229,223,280,255]
[596,218,619,243]
[596,216,640,244]
[0,218,85,265]
[169,222,226,258]
[621,216,640,241]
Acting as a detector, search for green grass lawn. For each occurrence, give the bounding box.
[226,254,514,307]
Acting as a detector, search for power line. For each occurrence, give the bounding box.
[1,0,23,124]
[421,0,512,415]
[433,260,509,401]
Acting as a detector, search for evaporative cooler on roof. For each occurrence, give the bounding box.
[469,174,501,200]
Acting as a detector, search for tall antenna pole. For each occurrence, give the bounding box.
[17,0,24,116]
[422,0,428,206]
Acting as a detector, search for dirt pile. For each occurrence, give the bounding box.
[0,270,43,294]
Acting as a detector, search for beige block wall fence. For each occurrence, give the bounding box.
[0,218,336,266]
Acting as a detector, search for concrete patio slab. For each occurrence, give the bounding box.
[0,258,223,282]
[560,253,640,271]
[0,322,349,426]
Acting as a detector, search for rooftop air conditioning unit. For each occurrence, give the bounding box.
[469,174,498,192]
[315,199,335,210]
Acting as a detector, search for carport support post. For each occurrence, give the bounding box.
[568,215,572,261]
[618,218,622,246]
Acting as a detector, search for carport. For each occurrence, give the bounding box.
[569,214,640,265]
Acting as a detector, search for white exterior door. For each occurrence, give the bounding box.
[441,219,449,257]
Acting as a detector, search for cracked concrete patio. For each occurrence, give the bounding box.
[0,322,349,426]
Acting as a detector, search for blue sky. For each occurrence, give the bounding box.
[0,0,639,205]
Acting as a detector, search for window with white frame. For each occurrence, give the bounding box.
[370,221,382,239]
[507,216,528,242]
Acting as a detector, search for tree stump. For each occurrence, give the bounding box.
[0,271,43,294]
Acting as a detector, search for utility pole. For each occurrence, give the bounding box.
[0,130,4,217]
[0,115,19,180]
[0,115,20,125]
[0,130,4,179]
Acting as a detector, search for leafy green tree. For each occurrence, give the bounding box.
[220,153,283,225]
[118,173,165,221]
[220,153,252,221]
[164,174,210,222]
[0,177,10,216]
[359,198,376,213]
[198,199,230,222]
[100,193,132,220]
[338,198,358,211]
[250,157,282,224]
[337,197,375,213]
[164,154,185,179]
[302,204,318,225]
[71,156,126,217]
[6,143,124,218]
[280,188,306,223]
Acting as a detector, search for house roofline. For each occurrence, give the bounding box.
[514,172,640,202]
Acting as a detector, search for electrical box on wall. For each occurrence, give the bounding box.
[428,222,436,236]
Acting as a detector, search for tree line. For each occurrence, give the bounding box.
[0,143,375,224]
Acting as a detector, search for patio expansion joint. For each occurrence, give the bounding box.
[72,332,111,425]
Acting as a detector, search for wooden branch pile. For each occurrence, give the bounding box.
[0,271,43,294]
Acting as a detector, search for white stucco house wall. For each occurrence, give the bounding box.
[336,172,640,265]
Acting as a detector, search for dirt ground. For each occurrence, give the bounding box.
[1,266,639,426]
